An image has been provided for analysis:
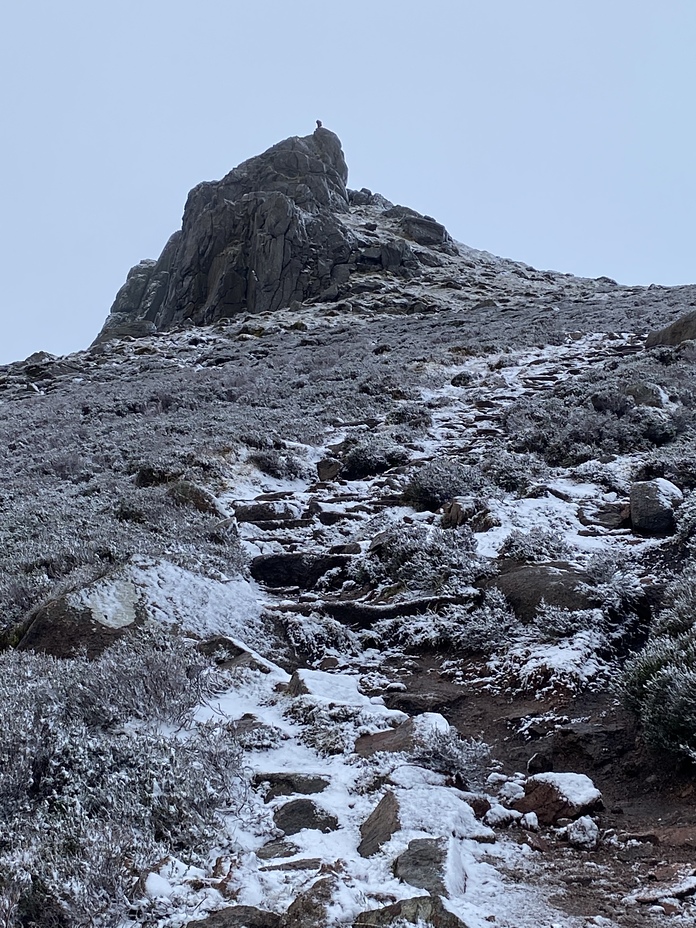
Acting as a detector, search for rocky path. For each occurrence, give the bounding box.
[211,331,695,926]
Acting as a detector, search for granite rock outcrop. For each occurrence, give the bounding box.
[97,128,359,342]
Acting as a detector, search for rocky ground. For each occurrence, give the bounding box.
[1,127,696,926]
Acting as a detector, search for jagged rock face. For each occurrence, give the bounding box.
[97,128,356,341]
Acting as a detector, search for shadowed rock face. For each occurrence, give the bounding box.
[96,128,355,342]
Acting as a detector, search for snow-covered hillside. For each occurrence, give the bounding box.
[1,129,695,926]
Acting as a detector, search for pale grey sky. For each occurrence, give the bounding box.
[1,0,694,364]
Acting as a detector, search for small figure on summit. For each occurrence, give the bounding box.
[316,119,323,128]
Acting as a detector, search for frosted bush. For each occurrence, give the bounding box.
[675,490,696,548]
[623,561,696,759]
[402,458,487,512]
[247,447,310,480]
[279,610,361,661]
[350,522,488,594]
[503,353,695,466]
[479,444,549,495]
[340,438,410,480]
[499,527,572,563]
[491,629,610,697]
[370,590,518,654]
[532,603,607,641]
[0,632,245,926]
[411,726,490,790]
[583,551,644,618]
[385,401,432,432]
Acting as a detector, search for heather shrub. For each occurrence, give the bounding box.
[351,522,488,594]
[583,551,645,618]
[370,589,518,653]
[402,458,487,511]
[385,402,432,432]
[498,527,572,563]
[341,438,410,480]
[247,447,310,480]
[675,491,696,549]
[479,445,549,494]
[279,610,361,661]
[531,603,607,641]
[0,631,245,926]
[623,562,696,760]
[410,726,490,790]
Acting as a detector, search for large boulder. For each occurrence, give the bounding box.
[17,594,133,658]
[491,562,595,622]
[249,552,349,589]
[94,128,357,342]
[630,478,683,535]
[354,896,471,928]
[393,838,448,895]
[186,907,281,928]
[646,310,696,347]
[513,772,602,825]
[273,799,339,835]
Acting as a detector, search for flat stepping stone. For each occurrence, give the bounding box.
[273,799,339,835]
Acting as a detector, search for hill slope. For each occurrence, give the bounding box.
[1,128,695,926]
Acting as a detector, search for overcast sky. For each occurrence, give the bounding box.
[1,0,694,364]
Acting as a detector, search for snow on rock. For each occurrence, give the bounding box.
[144,872,175,899]
[388,764,448,788]
[72,558,264,642]
[290,668,391,710]
[397,785,495,843]
[514,772,602,825]
[484,803,522,828]
[563,814,600,849]
[630,478,683,535]
[69,574,139,629]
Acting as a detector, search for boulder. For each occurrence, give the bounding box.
[273,799,339,835]
[196,636,247,664]
[354,719,417,758]
[186,906,281,928]
[578,500,630,530]
[94,128,357,342]
[630,478,683,535]
[393,838,448,896]
[354,896,471,928]
[358,791,401,857]
[256,840,300,861]
[441,496,488,529]
[563,815,600,849]
[255,773,330,801]
[491,562,595,622]
[234,501,296,523]
[284,877,336,928]
[450,370,474,387]
[249,553,349,589]
[93,313,157,344]
[624,381,667,407]
[316,458,342,482]
[646,310,696,347]
[400,215,449,247]
[513,772,602,825]
[17,593,133,658]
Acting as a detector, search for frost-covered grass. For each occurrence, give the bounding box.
[0,631,244,927]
